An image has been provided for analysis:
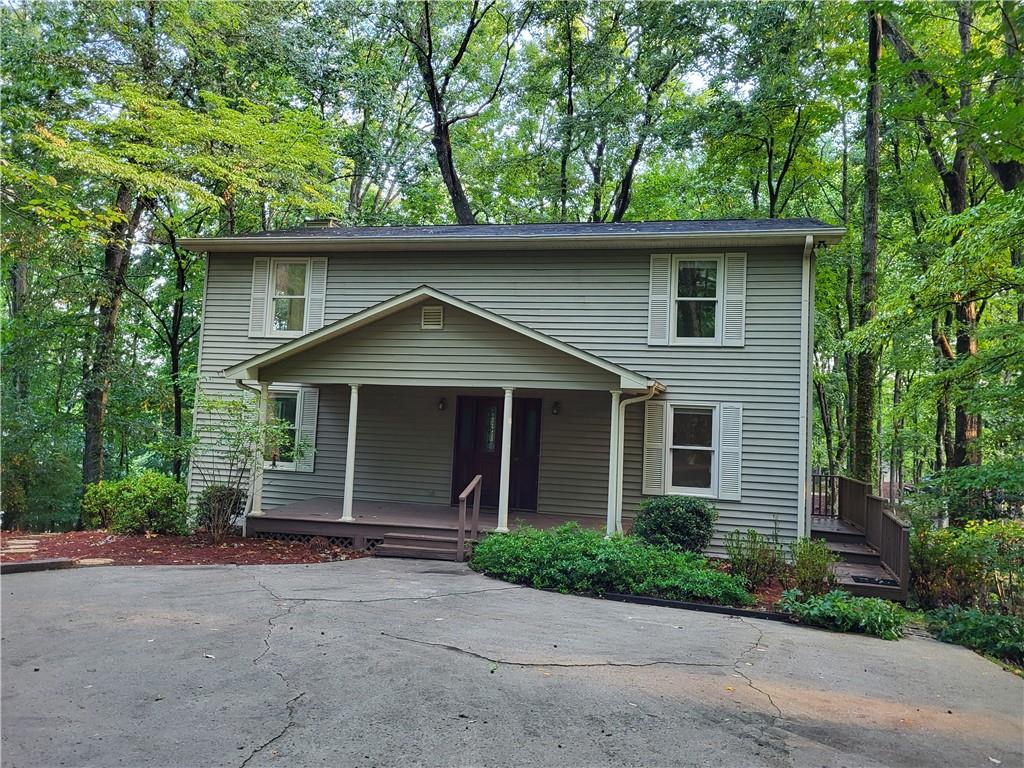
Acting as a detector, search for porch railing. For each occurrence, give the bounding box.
[837,475,910,601]
[456,474,483,563]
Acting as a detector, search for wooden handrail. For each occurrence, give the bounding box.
[836,475,910,601]
[456,474,483,562]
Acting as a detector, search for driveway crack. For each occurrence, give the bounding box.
[732,617,783,720]
[379,631,731,669]
[240,578,308,767]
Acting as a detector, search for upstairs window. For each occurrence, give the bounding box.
[673,256,722,343]
[270,259,309,335]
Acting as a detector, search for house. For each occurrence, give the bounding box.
[181,219,857,568]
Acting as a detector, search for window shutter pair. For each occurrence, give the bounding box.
[647,253,746,346]
[249,257,329,337]
[294,387,319,473]
[641,401,742,501]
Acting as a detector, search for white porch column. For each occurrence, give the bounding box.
[496,387,514,532]
[341,383,360,522]
[250,382,270,518]
[606,390,622,536]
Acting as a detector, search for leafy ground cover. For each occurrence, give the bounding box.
[470,523,754,607]
[0,530,362,566]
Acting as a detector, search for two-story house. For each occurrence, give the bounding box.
[181,219,845,561]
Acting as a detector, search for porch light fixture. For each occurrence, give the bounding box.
[551,401,560,415]
[438,397,447,411]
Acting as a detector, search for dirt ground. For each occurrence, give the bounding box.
[0,530,364,566]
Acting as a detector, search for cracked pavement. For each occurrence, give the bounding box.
[2,559,1022,768]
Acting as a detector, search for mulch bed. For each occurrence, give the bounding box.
[0,530,366,566]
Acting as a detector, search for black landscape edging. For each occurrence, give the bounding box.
[1,558,77,574]
[600,591,795,624]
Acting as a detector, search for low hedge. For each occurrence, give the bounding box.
[470,523,753,607]
[81,472,189,535]
[778,589,907,640]
[927,607,1024,667]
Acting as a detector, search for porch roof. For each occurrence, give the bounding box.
[223,285,660,392]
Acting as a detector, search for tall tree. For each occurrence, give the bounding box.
[852,9,882,481]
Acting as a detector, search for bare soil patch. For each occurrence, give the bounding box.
[0,530,364,566]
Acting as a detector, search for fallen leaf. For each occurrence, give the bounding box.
[204,653,215,659]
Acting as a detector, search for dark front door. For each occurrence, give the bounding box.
[451,396,541,511]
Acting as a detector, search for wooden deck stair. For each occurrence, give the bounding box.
[375,532,465,561]
[811,517,904,600]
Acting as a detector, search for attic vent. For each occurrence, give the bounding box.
[421,305,444,330]
[303,217,340,229]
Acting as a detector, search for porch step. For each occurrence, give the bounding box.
[375,531,476,562]
[834,562,904,600]
[375,544,458,561]
[825,540,882,565]
[810,517,867,545]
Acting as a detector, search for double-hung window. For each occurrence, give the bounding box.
[269,259,309,336]
[668,405,717,495]
[673,255,722,344]
[265,391,299,469]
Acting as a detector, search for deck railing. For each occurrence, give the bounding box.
[836,475,910,601]
[456,474,483,563]
[811,472,839,516]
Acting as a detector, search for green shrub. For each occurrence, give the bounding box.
[786,537,838,596]
[910,517,1024,615]
[725,528,783,588]
[632,496,717,553]
[779,589,906,640]
[93,472,189,535]
[82,480,123,529]
[926,607,1024,666]
[470,523,753,607]
[195,484,246,543]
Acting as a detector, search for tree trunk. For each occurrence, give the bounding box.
[558,10,574,222]
[852,10,882,483]
[7,260,29,401]
[82,185,146,488]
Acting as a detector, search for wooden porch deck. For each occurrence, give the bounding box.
[246,497,623,550]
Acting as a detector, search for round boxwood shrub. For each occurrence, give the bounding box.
[102,471,189,535]
[632,496,717,553]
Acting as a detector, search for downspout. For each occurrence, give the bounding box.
[234,379,262,536]
[614,382,662,534]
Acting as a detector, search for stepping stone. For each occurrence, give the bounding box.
[77,558,114,566]
[6,539,39,545]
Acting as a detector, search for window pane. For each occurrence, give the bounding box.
[273,297,306,331]
[483,405,497,453]
[677,260,717,298]
[274,263,307,296]
[676,300,716,338]
[672,448,713,489]
[267,395,298,464]
[673,409,713,447]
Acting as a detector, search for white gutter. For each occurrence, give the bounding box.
[613,384,663,534]
[797,236,814,539]
[177,228,847,253]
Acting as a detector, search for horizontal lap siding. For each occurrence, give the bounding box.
[190,248,804,548]
[262,304,620,390]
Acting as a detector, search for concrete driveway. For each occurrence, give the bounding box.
[2,559,1021,768]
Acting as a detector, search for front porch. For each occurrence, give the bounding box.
[247,497,631,560]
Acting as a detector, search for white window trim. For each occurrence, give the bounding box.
[665,402,719,498]
[670,253,724,346]
[267,257,311,338]
[264,385,301,472]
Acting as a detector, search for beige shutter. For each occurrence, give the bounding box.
[718,403,742,500]
[723,253,747,347]
[295,387,319,473]
[249,257,270,337]
[306,257,328,331]
[642,400,667,495]
[647,254,672,345]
